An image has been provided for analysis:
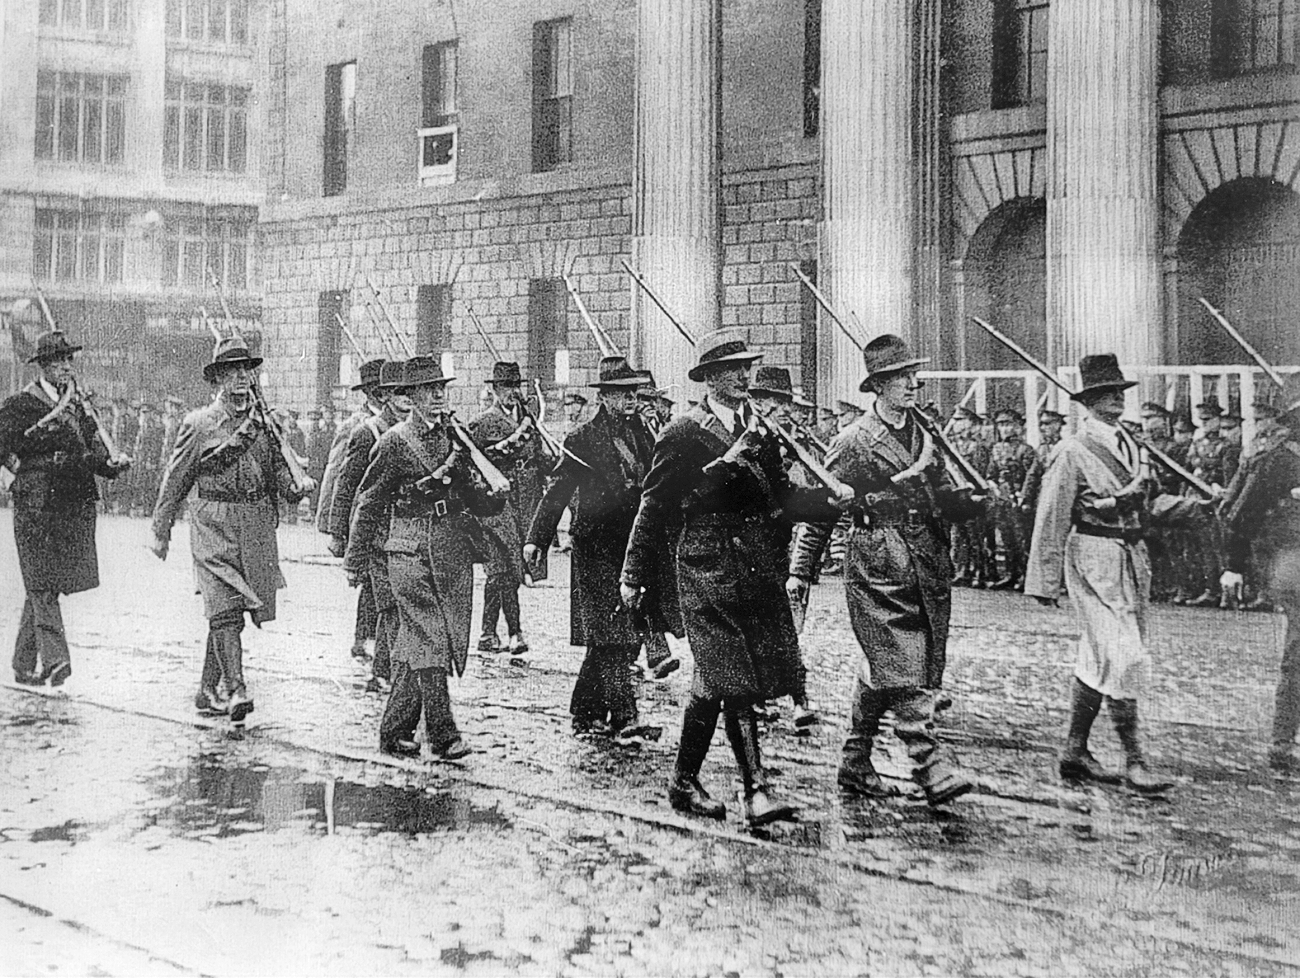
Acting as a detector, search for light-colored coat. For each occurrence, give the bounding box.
[152,396,302,625]
[1025,418,1197,698]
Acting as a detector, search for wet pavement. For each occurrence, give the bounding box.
[1,512,1298,975]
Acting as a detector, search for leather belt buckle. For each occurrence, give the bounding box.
[434,498,448,518]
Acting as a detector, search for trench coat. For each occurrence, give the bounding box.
[330,409,397,607]
[526,406,655,647]
[622,401,839,701]
[790,411,983,690]
[345,417,504,675]
[1025,418,1199,698]
[314,407,370,533]
[0,384,119,594]
[152,397,303,625]
[468,403,547,583]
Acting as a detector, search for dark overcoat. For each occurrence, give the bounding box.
[152,397,303,624]
[330,409,397,607]
[0,383,118,594]
[526,406,654,647]
[790,410,983,690]
[345,417,504,675]
[468,403,547,582]
[623,401,839,701]
[314,407,370,533]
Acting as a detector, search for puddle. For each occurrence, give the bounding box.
[141,758,512,840]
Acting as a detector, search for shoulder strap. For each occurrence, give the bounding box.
[396,423,444,476]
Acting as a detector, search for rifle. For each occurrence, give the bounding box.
[619,259,698,348]
[466,304,503,361]
[751,403,852,500]
[968,316,1217,500]
[364,274,413,357]
[563,273,621,357]
[1197,297,1287,390]
[207,270,309,494]
[333,312,367,358]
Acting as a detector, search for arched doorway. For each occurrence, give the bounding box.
[962,198,1047,372]
[1177,178,1300,367]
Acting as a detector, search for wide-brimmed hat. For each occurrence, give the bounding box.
[28,330,83,364]
[1038,409,1065,424]
[835,399,864,416]
[791,388,815,409]
[1070,354,1137,402]
[589,356,645,389]
[401,355,455,388]
[857,334,930,391]
[378,360,407,389]
[203,336,263,382]
[489,361,524,386]
[687,329,763,383]
[351,358,387,391]
[993,407,1024,424]
[1195,396,1224,418]
[563,391,588,406]
[1140,401,1170,418]
[750,366,794,401]
[1172,415,1195,432]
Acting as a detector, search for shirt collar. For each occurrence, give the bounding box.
[39,378,60,404]
[705,394,744,433]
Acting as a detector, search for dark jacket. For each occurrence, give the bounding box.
[345,416,504,675]
[526,406,655,647]
[328,407,396,543]
[468,402,547,582]
[790,410,984,689]
[1219,439,1300,587]
[623,400,838,700]
[0,383,119,594]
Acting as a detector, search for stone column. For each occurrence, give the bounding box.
[1046,0,1162,369]
[629,0,722,395]
[820,0,915,403]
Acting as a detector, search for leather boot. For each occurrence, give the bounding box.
[213,618,254,723]
[1109,698,1173,794]
[894,690,974,807]
[837,680,898,798]
[478,581,502,651]
[667,696,725,820]
[724,704,795,826]
[1058,679,1120,783]
[194,632,229,716]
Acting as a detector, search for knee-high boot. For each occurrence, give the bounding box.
[724,702,796,827]
[838,680,897,797]
[893,690,974,807]
[668,695,725,819]
[195,631,229,715]
[479,580,502,649]
[1059,679,1120,782]
[1109,698,1173,794]
[212,612,253,723]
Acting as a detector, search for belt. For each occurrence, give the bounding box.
[20,451,74,470]
[198,487,268,503]
[1073,522,1143,544]
[854,509,928,530]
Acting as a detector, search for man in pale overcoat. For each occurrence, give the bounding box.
[151,337,314,722]
[1026,354,1204,793]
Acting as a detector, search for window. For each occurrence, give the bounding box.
[422,41,458,129]
[416,285,452,354]
[164,80,248,173]
[161,217,251,290]
[532,18,573,172]
[318,291,347,397]
[34,209,125,284]
[993,1,1048,108]
[35,70,127,164]
[165,0,249,45]
[527,278,567,387]
[803,0,821,138]
[39,0,129,32]
[324,61,357,197]
[1215,0,1296,73]
[798,260,818,402]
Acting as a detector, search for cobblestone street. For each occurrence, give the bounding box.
[2,512,1298,976]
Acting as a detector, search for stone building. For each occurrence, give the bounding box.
[0,0,265,405]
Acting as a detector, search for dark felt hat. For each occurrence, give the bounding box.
[750,366,794,401]
[489,361,524,386]
[28,330,83,364]
[993,407,1024,424]
[589,356,645,388]
[401,355,455,388]
[351,358,387,391]
[563,391,588,406]
[378,360,407,389]
[1140,401,1170,418]
[204,336,263,383]
[1172,415,1195,432]
[688,329,763,383]
[1071,354,1137,401]
[1038,409,1065,423]
[1195,396,1224,418]
[857,334,929,391]
[835,399,864,416]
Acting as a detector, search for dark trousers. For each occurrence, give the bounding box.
[379,662,459,752]
[571,643,638,728]
[370,561,396,681]
[841,680,946,782]
[1273,590,1300,747]
[643,631,672,670]
[481,576,521,638]
[353,579,377,648]
[12,591,68,677]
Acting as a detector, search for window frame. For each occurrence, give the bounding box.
[527,278,568,388]
[35,69,128,166]
[532,17,574,173]
[165,0,249,46]
[160,215,252,291]
[416,284,453,355]
[33,208,126,285]
[324,60,357,197]
[39,0,129,34]
[164,79,250,174]
[422,40,459,130]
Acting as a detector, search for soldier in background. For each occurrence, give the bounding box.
[1167,415,1198,605]
[1140,402,1179,602]
[985,408,1037,590]
[133,401,165,517]
[561,391,588,437]
[1019,408,1065,520]
[952,409,994,587]
[306,406,332,517]
[116,398,141,514]
[1186,397,1229,607]
[1243,401,1283,611]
